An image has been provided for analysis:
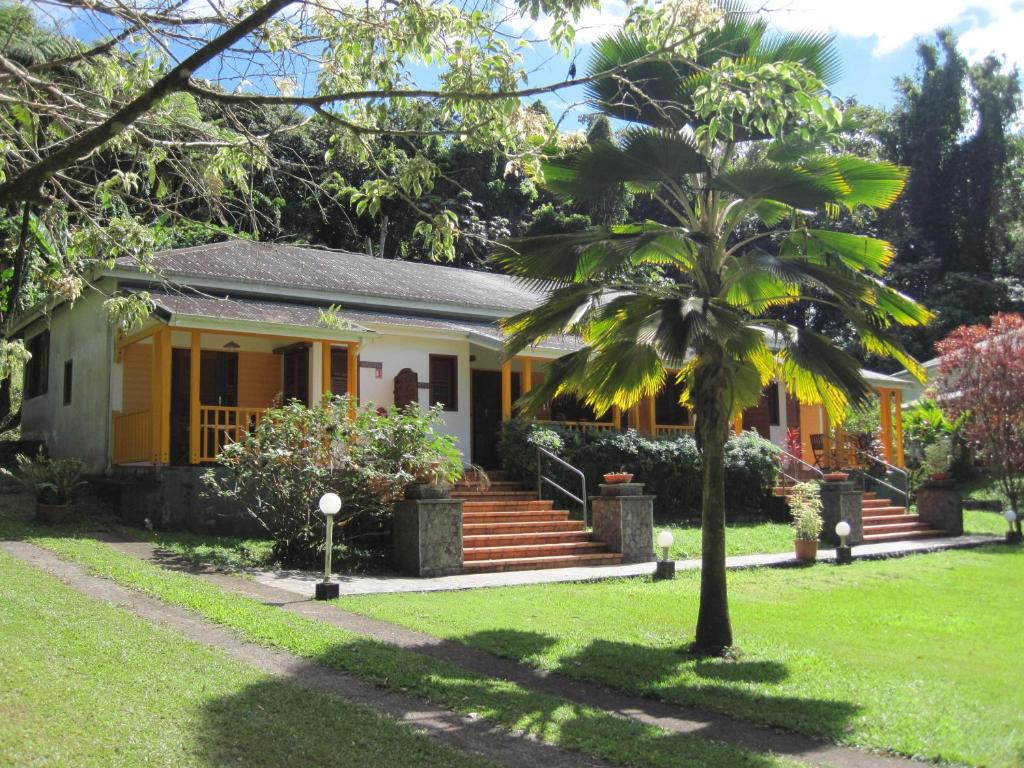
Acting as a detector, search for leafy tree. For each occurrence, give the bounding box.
[935,312,1024,535]
[496,14,929,653]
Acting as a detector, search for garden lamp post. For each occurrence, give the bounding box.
[315,492,342,600]
[835,520,853,565]
[654,530,675,580]
[1004,509,1022,544]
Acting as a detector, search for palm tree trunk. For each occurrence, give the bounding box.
[692,352,733,655]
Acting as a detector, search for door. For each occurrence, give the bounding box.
[200,351,238,407]
[282,348,309,405]
[169,349,191,465]
[470,370,520,469]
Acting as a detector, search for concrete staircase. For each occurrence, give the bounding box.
[454,472,622,573]
[773,484,948,543]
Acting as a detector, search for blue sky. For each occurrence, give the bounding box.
[519,0,1024,126]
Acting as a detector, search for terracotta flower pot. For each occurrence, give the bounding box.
[602,472,633,484]
[36,501,68,525]
[794,538,818,562]
[823,472,849,482]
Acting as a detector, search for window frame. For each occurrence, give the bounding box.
[62,359,73,406]
[428,354,458,411]
[24,330,50,400]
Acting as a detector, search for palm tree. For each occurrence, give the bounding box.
[494,10,930,654]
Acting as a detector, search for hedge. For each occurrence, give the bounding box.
[498,420,783,520]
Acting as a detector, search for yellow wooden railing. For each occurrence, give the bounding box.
[536,419,617,433]
[112,410,153,464]
[198,406,266,463]
[655,424,694,438]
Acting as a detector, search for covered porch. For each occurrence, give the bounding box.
[111,320,363,467]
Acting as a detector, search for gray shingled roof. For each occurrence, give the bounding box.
[149,291,580,352]
[118,241,545,313]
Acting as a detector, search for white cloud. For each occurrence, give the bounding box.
[505,1,627,44]
[764,0,1024,65]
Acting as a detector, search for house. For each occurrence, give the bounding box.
[10,240,915,475]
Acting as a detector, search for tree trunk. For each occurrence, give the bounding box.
[692,350,733,655]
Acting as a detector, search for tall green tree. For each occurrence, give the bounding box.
[496,13,930,653]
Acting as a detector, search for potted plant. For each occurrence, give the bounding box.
[602,469,634,484]
[920,436,953,485]
[789,481,823,562]
[1,450,86,524]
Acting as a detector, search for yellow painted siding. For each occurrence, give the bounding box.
[237,352,281,408]
[122,344,152,413]
[799,403,824,462]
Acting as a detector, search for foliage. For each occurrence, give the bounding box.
[0,449,85,504]
[203,396,462,567]
[904,398,957,448]
[787,482,823,540]
[499,421,779,519]
[920,435,953,478]
[935,312,1024,533]
[495,12,928,652]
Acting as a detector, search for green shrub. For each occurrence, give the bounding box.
[499,421,778,520]
[204,395,462,568]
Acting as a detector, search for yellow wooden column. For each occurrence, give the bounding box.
[149,332,162,463]
[521,357,532,395]
[322,343,332,397]
[878,388,894,465]
[893,389,905,469]
[611,405,621,431]
[189,331,201,465]
[159,328,171,464]
[346,343,360,404]
[733,413,743,435]
[644,395,656,436]
[628,403,640,431]
[500,359,513,421]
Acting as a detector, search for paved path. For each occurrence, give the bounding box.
[247,534,1001,597]
[99,535,921,768]
[2,540,612,768]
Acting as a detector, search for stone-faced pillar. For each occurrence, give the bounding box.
[392,494,463,577]
[917,485,963,536]
[819,479,864,546]
[591,483,655,563]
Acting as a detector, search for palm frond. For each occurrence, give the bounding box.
[780,328,873,421]
[712,165,840,208]
[785,230,895,275]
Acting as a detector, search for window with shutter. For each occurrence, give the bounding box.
[24,330,49,399]
[428,355,457,411]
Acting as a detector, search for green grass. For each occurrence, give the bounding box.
[145,528,277,569]
[655,520,794,559]
[346,546,1024,767]
[0,499,799,768]
[0,549,493,768]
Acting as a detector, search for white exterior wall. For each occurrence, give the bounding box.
[768,373,789,448]
[356,332,473,457]
[21,289,115,472]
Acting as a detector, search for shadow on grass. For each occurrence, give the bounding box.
[456,628,861,746]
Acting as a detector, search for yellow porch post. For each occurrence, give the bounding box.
[346,343,359,404]
[628,403,640,431]
[322,343,332,397]
[733,414,743,435]
[894,389,905,469]
[159,328,171,464]
[149,330,162,463]
[878,388,894,465]
[521,357,532,395]
[500,359,513,421]
[644,395,656,436]
[189,331,201,465]
[612,405,621,431]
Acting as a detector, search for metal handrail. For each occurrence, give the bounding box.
[819,434,909,504]
[536,444,588,527]
[774,447,826,482]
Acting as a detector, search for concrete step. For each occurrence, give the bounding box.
[463,541,610,561]
[861,498,894,508]
[462,551,624,573]
[464,531,592,548]
[453,480,525,492]
[862,506,907,517]
[463,509,570,524]
[463,520,586,535]
[862,513,920,525]
[862,529,948,543]
[451,490,538,500]
[863,521,933,534]
[863,492,877,499]
[462,499,555,512]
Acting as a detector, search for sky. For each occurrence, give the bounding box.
[523,0,1024,126]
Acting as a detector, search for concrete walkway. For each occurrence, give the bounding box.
[98,534,926,768]
[248,534,1001,597]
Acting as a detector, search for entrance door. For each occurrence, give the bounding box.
[470,370,520,469]
[169,349,191,465]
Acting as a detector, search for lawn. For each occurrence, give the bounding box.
[0,549,492,768]
[346,545,1024,767]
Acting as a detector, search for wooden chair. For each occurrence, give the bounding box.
[809,434,827,469]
